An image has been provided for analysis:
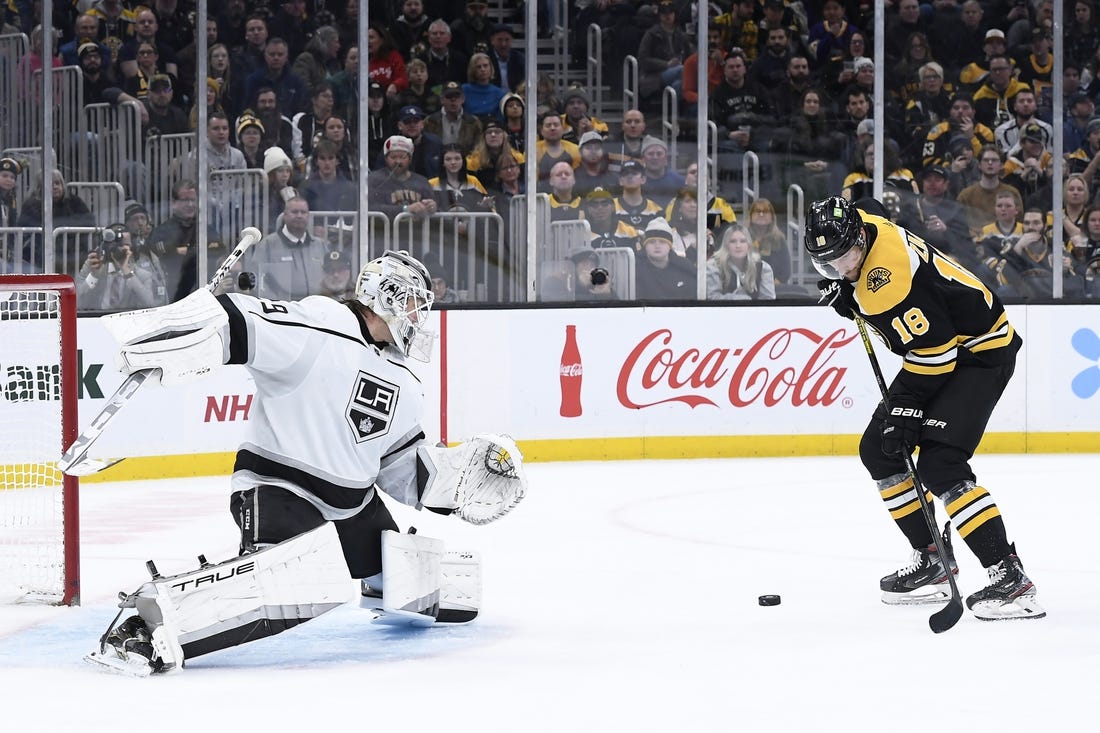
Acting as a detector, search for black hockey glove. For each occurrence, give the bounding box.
[817,279,856,320]
[881,404,924,458]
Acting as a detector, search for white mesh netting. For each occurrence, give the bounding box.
[0,287,68,603]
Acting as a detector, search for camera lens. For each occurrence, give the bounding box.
[590,267,609,285]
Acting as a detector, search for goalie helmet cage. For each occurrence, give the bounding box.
[0,274,80,605]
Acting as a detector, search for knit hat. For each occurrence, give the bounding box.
[236,115,265,138]
[1088,116,1100,135]
[853,56,874,73]
[643,217,675,244]
[563,86,590,107]
[263,146,293,175]
[123,200,147,221]
[0,157,22,176]
[499,92,524,117]
[641,135,667,152]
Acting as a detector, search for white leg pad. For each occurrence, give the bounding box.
[438,550,481,624]
[133,522,353,667]
[373,530,444,626]
[366,531,481,626]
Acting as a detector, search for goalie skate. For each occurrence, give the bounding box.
[966,551,1046,621]
[881,524,958,605]
[84,615,166,677]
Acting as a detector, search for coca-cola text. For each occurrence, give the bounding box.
[616,328,855,409]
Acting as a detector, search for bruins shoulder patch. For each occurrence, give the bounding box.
[866,266,891,292]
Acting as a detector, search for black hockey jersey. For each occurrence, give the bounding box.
[851,211,1021,407]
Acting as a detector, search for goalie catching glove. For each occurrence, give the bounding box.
[417,434,528,524]
[100,288,229,386]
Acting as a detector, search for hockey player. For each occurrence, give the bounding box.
[87,249,527,675]
[806,196,1043,621]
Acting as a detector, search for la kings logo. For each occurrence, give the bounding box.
[346,371,399,442]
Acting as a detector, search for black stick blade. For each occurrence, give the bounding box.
[929,598,964,633]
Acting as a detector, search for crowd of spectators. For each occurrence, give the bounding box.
[2,0,1100,305]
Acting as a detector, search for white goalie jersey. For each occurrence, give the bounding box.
[218,293,428,519]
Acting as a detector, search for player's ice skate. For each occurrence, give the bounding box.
[880,525,958,605]
[966,550,1046,621]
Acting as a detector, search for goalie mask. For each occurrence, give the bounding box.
[355,250,435,361]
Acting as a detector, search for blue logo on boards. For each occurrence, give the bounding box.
[1071,328,1100,399]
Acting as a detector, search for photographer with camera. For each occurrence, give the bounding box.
[570,248,617,302]
[75,224,159,311]
[123,200,170,305]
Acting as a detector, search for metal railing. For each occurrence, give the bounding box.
[785,184,807,286]
[68,181,125,227]
[393,210,513,302]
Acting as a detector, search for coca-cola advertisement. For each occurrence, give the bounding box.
[616,326,857,410]
[533,310,886,432]
[437,306,1031,448]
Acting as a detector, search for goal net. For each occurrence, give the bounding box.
[0,275,80,605]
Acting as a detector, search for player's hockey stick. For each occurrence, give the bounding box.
[58,227,263,476]
[852,314,965,634]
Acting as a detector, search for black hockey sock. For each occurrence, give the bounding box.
[878,474,935,549]
[945,484,1011,567]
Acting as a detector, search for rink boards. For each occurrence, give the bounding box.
[68,303,1100,480]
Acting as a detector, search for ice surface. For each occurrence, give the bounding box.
[1,454,1096,731]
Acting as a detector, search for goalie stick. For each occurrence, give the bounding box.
[58,227,263,476]
[853,314,964,634]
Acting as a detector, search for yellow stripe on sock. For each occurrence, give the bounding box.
[945,486,990,515]
[956,507,1002,538]
[879,478,915,499]
[889,499,923,519]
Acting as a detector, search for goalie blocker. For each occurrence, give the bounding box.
[87,525,482,675]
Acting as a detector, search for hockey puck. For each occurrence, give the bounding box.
[758,594,781,606]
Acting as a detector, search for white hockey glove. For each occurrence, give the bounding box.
[101,288,229,386]
[417,434,528,525]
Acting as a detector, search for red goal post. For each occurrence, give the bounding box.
[0,274,80,605]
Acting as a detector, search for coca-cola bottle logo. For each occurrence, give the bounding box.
[560,325,583,417]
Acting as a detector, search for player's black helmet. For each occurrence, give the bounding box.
[804,196,865,278]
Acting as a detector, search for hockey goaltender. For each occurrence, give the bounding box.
[85,249,528,676]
